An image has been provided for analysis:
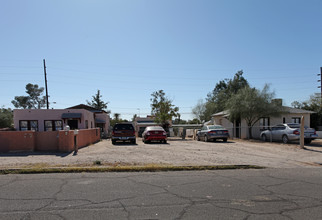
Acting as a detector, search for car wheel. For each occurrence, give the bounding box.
[304,139,312,144]
[261,134,267,142]
[163,140,167,144]
[204,135,208,142]
[282,135,288,144]
[131,139,136,144]
[223,138,227,142]
[197,135,200,141]
[112,140,116,145]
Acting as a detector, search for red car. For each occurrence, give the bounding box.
[142,126,167,144]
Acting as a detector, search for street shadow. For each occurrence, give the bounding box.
[112,142,137,146]
[0,151,73,158]
[142,142,169,145]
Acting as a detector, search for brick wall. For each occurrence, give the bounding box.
[0,128,100,153]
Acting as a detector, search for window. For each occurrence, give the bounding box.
[272,124,286,130]
[44,120,63,131]
[45,121,53,131]
[292,117,301,124]
[260,117,270,130]
[20,121,28,131]
[19,120,38,131]
[85,120,89,129]
[55,121,63,130]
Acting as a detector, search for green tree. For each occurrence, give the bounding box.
[12,83,46,109]
[226,85,282,139]
[192,99,206,123]
[292,95,322,129]
[0,107,13,128]
[110,113,128,127]
[87,89,110,112]
[203,70,249,120]
[150,90,179,130]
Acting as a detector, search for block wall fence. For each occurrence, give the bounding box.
[0,128,100,153]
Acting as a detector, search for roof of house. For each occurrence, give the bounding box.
[67,104,107,113]
[212,110,230,117]
[282,106,315,114]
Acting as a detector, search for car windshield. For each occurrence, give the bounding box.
[208,125,223,129]
[287,123,300,128]
[147,126,164,131]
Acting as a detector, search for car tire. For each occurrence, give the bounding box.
[112,140,116,145]
[163,140,167,144]
[223,138,227,142]
[131,139,136,144]
[197,135,200,141]
[204,135,208,142]
[261,134,267,142]
[282,135,288,144]
[304,139,312,144]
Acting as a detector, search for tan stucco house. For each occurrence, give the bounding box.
[211,106,315,139]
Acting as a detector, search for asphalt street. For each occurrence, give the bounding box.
[0,168,322,220]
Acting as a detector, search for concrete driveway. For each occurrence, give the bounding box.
[0,138,322,168]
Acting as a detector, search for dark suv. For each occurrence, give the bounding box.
[111,123,136,144]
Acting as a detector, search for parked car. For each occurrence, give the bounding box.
[260,123,318,144]
[196,125,229,142]
[111,123,136,144]
[142,126,167,144]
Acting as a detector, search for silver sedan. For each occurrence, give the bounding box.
[197,125,229,142]
[260,123,318,144]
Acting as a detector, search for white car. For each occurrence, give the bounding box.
[260,123,318,144]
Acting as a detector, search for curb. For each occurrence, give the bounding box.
[0,165,265,175]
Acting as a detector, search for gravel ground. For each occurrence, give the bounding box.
[1,138,322,168]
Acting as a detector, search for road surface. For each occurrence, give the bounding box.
[0,168,322,219]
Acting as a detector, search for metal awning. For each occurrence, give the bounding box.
[95,118,106,123]
[61,113,82,119]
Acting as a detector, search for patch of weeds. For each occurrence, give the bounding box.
[93,160,102,166]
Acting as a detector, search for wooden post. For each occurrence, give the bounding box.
[300,116,305,149]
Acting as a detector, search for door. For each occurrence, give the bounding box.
[68,120,78,130]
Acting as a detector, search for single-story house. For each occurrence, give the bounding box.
[134,116,173,137]
[13,104,110,136]
[211,106,315,139]
[134,116,159,137]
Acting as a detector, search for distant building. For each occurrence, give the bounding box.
[134,116,158,137]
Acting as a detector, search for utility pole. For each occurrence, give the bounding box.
[318,67,322,100]
[43,59,49,109]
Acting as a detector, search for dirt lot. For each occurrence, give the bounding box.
[1,138,322,169]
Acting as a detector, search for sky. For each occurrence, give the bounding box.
[1,0,322,120]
